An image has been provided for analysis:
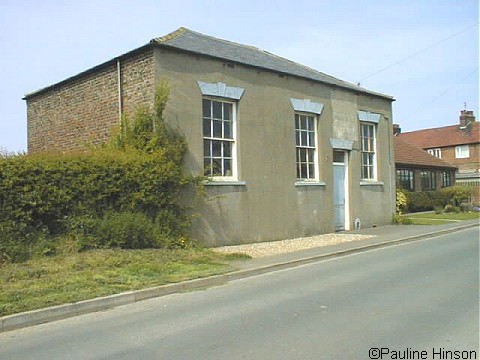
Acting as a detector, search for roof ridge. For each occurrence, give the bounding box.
[151,27,189,43]
[400,124,459,134]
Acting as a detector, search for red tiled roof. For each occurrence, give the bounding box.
[395,136,457,169]
[397,122,479,149]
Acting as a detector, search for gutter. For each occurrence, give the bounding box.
[117,59,122,123]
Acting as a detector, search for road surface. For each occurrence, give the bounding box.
[1,227,478,359]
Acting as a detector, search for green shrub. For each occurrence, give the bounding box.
[0,82,193,263]
[405,191,449,213]
[0,221,31,264]
[77,211,164,250]
[441,186,473,207]
[396,188,408,215]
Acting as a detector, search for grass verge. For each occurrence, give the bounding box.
[401,211,480,225]
[0,248,248,317]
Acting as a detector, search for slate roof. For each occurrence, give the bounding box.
[150,27,393,100]
[25,27,394,101]
[395,136,457,169]
[397,122,479,149]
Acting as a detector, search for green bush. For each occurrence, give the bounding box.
[75,211,164,250]
[0,82,193,263]
[405,191,449,213]
[441,186,473,207]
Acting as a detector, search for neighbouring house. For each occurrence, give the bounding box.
[397,111,480,204]
[394,134,457,192]
[24,27,396,246]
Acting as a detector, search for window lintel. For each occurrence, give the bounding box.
[290,98,324,115]
[198,81,245,100]
[357,110,381,124]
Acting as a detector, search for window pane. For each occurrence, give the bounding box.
[203,139,211,156]
[368,137,374,152]
[308,131,315,147]
[295,114,299,129]
[224,159,232,176]
[307,148,315,163]
[362,136,370,152]
[362,153,368,165]
[223,103,232,121]
[223,141,231,157]
[213,101,222,119]
[213,120,222,138]
[333,151,344,163]
[295,130,300,146]
[301,131,307,146]
[203,118,211,137]
[299,148,306,162]
[307,117,314,131]
[224,121,232,139]
[212,159,222,176]
[202,99,211,118]
[212,140,222,156]
[300,115,307,130]
[300,163,307,179]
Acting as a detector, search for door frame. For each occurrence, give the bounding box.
[333,150,350,231]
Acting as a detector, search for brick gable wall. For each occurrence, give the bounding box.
[27,49,155,152]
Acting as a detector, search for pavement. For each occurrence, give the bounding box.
[1,219,478,333]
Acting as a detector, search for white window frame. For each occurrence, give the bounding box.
[455,145,470,159]
[360,122,377,180]
[427,148,442,158]
[295,112,319,181]
[202,97,238,180]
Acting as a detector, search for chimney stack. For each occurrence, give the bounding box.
[459,110,475,128]
[393,123,401,135]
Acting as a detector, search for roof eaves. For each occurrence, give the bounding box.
[396,162,457,170]
[153,41,394,101]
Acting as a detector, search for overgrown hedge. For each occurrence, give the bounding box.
[404,186,473,213]
[1,82,194,263]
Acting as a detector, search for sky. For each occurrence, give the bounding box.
[0,0,478,153]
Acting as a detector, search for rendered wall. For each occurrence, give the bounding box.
[153,48,395,246]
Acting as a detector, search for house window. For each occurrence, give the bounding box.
[455,145,470,159]
[427,148,441,158]
[420,170,436,191]
[360,123,376,180]
[203,98,236,178]
[442,171,453,187]
[396,169,414,191]
[295,113,317,180]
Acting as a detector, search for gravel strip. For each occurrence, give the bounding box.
[213,233,376,258]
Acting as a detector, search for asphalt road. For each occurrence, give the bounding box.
[1,227,478,360]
